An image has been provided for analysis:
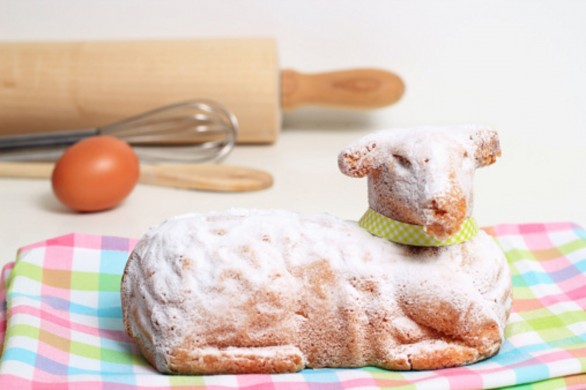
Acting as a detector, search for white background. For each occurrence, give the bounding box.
[1,0,585,266]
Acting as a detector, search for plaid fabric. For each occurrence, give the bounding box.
[0,223,584,389]
[358,208,479,246]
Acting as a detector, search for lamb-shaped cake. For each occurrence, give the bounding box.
[121,125,512,374]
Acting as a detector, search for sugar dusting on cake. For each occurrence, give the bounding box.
[121,125,510,374]
[122,208,510,373]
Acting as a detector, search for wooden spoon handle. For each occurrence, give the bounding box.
[139,164,273,192]
[0,162,273,192]
[280,68,405,111]
[0,161,54,178]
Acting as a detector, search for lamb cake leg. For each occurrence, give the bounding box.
[166,345,305,375]
[393,264,503,369]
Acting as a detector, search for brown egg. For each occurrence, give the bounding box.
[51,135,140,212]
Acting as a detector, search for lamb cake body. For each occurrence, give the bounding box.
[121,125,512,374]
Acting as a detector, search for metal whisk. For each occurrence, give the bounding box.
[0,100,238,163]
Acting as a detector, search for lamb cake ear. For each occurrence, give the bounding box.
[338,135,384,178]
[468,127,502,168]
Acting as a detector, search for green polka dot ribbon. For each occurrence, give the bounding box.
[358,208,479,247]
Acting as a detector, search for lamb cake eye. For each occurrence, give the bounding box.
[393,154,412,168]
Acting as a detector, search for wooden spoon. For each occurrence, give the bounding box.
[0,162,273,192]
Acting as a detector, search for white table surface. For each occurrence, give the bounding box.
[1,0,585,267]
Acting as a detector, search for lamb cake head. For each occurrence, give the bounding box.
[121,125,511,375]
[339,125,501,240]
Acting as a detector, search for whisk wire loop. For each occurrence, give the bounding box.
[0,99,238,163]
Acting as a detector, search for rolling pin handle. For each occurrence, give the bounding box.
[280,68,405,111]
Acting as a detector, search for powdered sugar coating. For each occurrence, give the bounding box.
[121,126,510,374]
[122,209,511,374]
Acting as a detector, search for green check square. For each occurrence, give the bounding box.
[70,340,100,360]
[559,238,586,255]
[526,313,565,331]
[6,324,40,340]
[14,261,42,283]
[100,347,135,365]
[169,376,206,386]
[99,273,123,292]
[505,248,536,263]
[70,271,100,291]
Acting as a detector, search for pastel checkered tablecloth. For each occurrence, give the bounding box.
[0,223,584,389]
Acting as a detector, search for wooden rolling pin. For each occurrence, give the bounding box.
[0,39,404,144]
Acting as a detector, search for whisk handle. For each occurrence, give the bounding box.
[0,128,99,151]
[281,68,405,111]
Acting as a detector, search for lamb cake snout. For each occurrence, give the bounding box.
[122,125,511,375]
